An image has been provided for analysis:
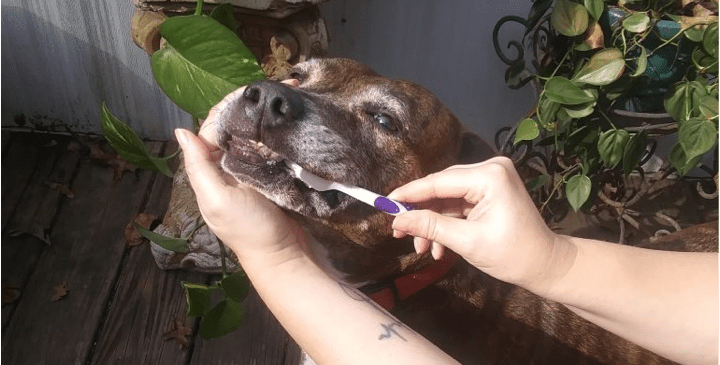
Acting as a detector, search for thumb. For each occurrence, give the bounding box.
[392,210,475,256]
[175,128,230,205]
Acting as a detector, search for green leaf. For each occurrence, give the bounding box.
[664,81,693,122]
[221,271,250,303]
[597,129,630,168]
[622,12,650,33]
[697,95,719,119]
[514,118,540,144]
[551,0,589,37]
[664,81,708,122]
[565,125,600,156]
[668,143,702,176]
[685,23,706,42]
[537,94,562,127]
[545,77,597,105]
[584,0,604,21]
[525,0,554,35]
[209,3,238,32]
[622,131,647,176]
[556,107,573,132]
[573,48,625,86]
[100,104,174,176]
[505,60,533,89]
[631,45,647,77]
[135,223,190,253]
[562,87,598,118]
[566,174,592,212]
[526,173,551,191]
[199,299,245,338]
[151,15,266,119]
[692,47,719,73]
[562,101,596,118]
[603,76,634,100]
[679,119,718,161]
[702,22,718,58]
[182,282,219,318]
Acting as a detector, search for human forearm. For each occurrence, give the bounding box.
[237,249,460,365]
[543,235,718,365]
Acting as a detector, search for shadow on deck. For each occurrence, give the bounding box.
[2,131,301,364]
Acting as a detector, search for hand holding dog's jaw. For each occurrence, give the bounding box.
[176,128,309,268]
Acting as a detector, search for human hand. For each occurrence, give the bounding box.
[389,157,576,295]
[176,85,305,266]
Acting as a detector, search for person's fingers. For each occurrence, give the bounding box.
[392,210,477,256]
[176,129,233,207]
[388,157,516,205]
[281,79,300,87]
[387,167,487,206]
[430,242,446,260]
[200,85,252,148]
[414,236,431,255]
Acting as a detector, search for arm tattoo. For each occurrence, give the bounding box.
[378,322,407,341]
[338,282,410,342]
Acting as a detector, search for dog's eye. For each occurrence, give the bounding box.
[373,113,398,131]
[288,71,306,84]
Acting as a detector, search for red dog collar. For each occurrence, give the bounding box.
[360,251,459,311]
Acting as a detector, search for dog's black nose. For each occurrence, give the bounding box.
[242,81,304,127]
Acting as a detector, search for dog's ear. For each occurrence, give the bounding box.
[458,131,496,164]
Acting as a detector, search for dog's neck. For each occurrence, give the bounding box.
[302,217,448,287]
[359,250,459,310]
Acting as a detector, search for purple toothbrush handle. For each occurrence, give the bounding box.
[373,196,418,215]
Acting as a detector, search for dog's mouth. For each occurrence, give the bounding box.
[223,134,285,167]
[219,131,362,217]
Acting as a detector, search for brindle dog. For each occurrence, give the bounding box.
[214,58,714,364]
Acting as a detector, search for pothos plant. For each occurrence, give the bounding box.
[497,0,718,212]
[101,0,265,338]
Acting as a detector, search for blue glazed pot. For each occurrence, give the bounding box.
[601,7,694,113]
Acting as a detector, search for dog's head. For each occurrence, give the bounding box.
[216,58,493,281]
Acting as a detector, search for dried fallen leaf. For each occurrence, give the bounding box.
[163,318,193,348]
[50,281,69,302]
[2,283,21,304]
[125,213,157,247]
[109,156,137,182]
[45,181,75,199]
[678,15,719,31]
[66,140,83,152]
[262,36,294,79]
[89,143,137,182]
[89,143,117,162]
[8,227,52,246]
[583,20,604,50]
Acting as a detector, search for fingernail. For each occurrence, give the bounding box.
[175,128,189,146]
[414,239,422,254]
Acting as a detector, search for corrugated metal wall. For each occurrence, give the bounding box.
[2,0,191,140]
[2,0,534,142]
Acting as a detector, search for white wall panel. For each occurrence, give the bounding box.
[2,0,191,140]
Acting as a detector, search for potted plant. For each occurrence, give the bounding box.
[493,0,718,223]
[101,0,267,339]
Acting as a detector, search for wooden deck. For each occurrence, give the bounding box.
[1,131,301,364]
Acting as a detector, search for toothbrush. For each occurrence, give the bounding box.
[285,160,416,215]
